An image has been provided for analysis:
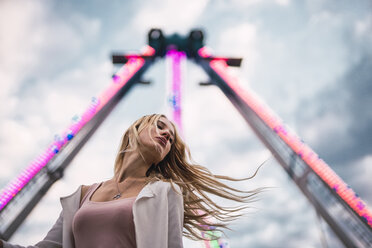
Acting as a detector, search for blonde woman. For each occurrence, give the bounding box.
[1,114,261,248]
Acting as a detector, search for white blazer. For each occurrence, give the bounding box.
[2,180,184,248]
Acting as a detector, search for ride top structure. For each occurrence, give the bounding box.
[0,29,371,247]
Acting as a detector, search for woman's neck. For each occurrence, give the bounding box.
[115,151,151,182]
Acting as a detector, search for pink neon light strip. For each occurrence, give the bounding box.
[0,46,155,211]
[166,50,228,247]
[198,46,372,227]
[166,49,186,135]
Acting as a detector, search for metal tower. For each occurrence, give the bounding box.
[0,29,371,247]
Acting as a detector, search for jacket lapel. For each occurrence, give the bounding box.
[60,185,82,248]
[135,181,156,202]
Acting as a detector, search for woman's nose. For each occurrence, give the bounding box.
[161,130,170,140]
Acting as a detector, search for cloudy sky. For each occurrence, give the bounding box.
[1,0,371,247]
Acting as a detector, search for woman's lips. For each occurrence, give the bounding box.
[155,137,166,147]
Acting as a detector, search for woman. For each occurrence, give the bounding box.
[1,114,262,248]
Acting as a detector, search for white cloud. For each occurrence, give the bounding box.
[0,1,45,112]
[354,14,372,48]
[355,14,372,35]
[0,1,100,80]
[350,155,372,206]
[0,0,102,122]
[231,0,290,6]
[216,23,258,77]
[275,0,290,6]
[69,14,101,39]
[131,0,209,36]
[301,110,351,147]
[0,1,44,68]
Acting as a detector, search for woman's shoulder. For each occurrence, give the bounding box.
[80,182,100,200]
[80,182,98,193]
[81,184,90,199]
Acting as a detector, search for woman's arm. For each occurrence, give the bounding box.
[0,211,63,248]
[167,184,184,248]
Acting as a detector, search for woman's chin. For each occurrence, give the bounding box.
[155,154,166,164]
[148,151,165,165]
[141,143,167,165]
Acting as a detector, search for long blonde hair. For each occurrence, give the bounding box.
[113,114,263,241]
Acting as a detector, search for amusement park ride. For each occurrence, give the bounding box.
[0,29,371,247]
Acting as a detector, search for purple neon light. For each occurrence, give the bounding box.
[166,49,186,135]
[0,46,155,211]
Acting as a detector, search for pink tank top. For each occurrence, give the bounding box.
[72,182,137,248]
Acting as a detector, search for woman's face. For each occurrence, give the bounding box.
[138,117,175,164]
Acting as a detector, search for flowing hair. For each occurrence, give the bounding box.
[113,114,264,241]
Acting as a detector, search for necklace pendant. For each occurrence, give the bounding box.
[113,193,121,200]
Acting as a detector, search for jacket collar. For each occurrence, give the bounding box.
[135,181,155,201]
